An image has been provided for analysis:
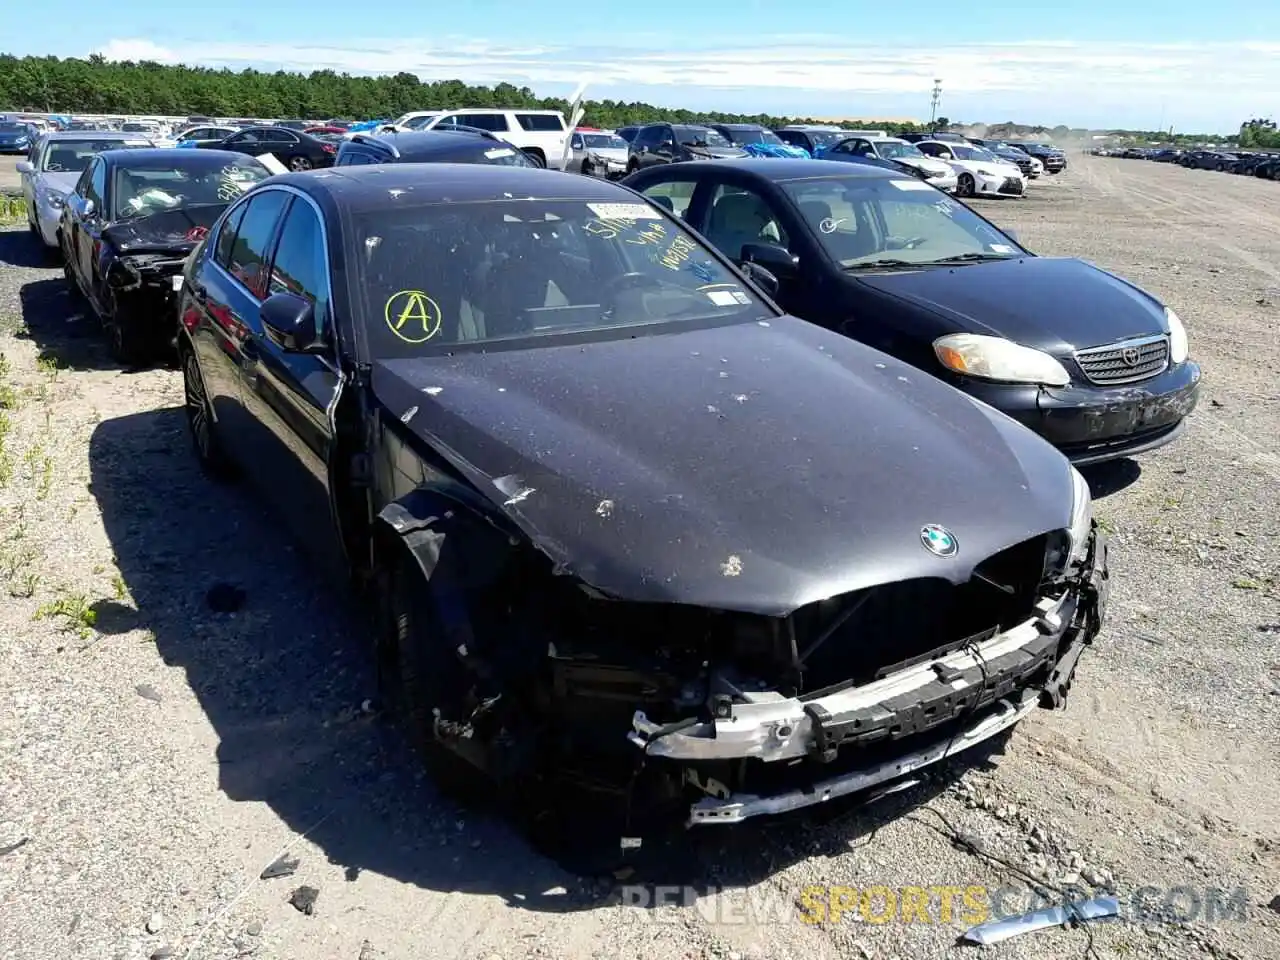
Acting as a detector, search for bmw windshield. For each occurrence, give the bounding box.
[352,198,768,358]
[109,154,271,220]
[780,175,1028,268]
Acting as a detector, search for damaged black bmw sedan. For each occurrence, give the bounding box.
[59,148,272,364]
[176,164,1108,829]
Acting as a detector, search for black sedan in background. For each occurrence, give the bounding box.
[174,162,1107,837]
[59,148,272,363]
[623,159,1200,464]
[201,125,336,170]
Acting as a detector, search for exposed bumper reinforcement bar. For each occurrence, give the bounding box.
[685,692,1038,825]
[630,594,1070,766]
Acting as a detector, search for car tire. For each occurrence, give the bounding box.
[375,544,492,805]
[180,345,235,481]
[62,250,85,306]
[956,173,975,197]
[101,288,151,367]
[288,155,313,171]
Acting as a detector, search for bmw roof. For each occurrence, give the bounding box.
[266,163,639,210]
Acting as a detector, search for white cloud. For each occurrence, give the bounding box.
[94,36,1279,128]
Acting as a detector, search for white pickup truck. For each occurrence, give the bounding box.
[387,107,571,169]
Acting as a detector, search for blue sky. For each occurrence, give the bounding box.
[3,1,1277,132]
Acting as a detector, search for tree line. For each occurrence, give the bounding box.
[0,53,1246,142]
[0,53,925,130]
[1238,118,1280,149]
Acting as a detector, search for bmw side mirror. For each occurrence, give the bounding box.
[260,292,321,352]
[740,242,799,276]
[741,261,780,299]
[15,160,33,174]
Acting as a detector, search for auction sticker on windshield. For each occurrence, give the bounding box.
[989,243,1015,253]
[587,202,663,220]
[889,179,936,191]
[485,147,515,158]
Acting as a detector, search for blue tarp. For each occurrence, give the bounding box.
[741,142,810,159]
[346,119,389,132]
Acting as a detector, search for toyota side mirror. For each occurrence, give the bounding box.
[15,160,33,174]
[740,242,799,276]
[81,198,96,218]
[260,292,322,352]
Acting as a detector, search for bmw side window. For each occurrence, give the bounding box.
[214,202,249,268]
[225,191,289,299]
[87,159,106,210]
[267,199,331,340]
[640,180,696,218]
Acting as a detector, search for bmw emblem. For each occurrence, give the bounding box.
[920,524,958,558]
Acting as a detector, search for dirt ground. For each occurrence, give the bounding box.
[0,154,1277,960]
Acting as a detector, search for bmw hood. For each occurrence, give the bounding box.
[101,205,231,254]
[371,316,1073,615]
[855,255,1170,352]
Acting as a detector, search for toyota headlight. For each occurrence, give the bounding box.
[934,333,1071,387]
[1067,466,1093,565]
[1165,307,1188,364]
[40,189,64,209]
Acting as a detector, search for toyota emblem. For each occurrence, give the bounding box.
[1121,347,1141,366]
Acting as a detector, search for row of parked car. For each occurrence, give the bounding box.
[1094,144,1280,179]
[566,124,1069,201]
[10,119,1192,838]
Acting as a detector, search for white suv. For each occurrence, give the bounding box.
[397,108,570,169]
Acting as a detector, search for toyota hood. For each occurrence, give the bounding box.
[371,315,1073,615]
[855,255,1171,353]
[35,171,79,196]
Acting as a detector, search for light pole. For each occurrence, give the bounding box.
[930,79,943,128]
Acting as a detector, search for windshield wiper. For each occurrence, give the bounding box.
[924,252,1017,264]
[843,258,920,271]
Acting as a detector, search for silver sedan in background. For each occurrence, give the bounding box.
[17,130,153,252]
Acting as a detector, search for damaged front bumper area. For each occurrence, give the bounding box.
[104,252,191,337]
[629,527,1109,826]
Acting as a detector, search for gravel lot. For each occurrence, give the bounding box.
[0,154,1277,960]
